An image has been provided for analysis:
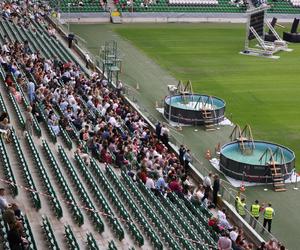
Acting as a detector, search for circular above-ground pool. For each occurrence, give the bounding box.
[164,94,226,125]
[220,141,295,183]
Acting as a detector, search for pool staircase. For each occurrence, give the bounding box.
[201,95,218,131]
[202,109,216,131]
[260,148,287,192]
[269,161,287,192]
[230,124,255,154]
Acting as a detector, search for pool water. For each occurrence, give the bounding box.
[170,101,215,110]
[165,94,225,110]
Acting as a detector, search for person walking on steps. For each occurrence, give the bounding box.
[262,203,275,233]
[250,200,261,229]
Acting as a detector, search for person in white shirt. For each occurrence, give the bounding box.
[217,208,227,221]
[145,177,155,190]
[202,172,212,201]
[229,227,239,242]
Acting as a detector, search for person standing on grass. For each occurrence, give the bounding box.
[25,106,33,135]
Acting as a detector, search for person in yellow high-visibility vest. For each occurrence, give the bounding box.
[235,194,246,218]
[263,203,275,233]
[250,200,260,229]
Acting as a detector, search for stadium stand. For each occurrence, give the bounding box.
[0,1,286,249]
[114,0,299,13]
[47,0,299,14]
[116,0,247,13]
[49,0,107,13]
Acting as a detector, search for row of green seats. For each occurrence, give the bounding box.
[168,192,219,243]
[41,215,60,249]
[86,232,99,250]
[30,21,69,63]
[23,214,38,250]
[11,129,41,209]
[105,165,163,249]
[59,125,73,150]
[0,91,7,113]
[64,224,80,249]
[8,93,25,129]
[31,18,89,75]
[89,159,144,246]
[0,133,18,196]
[25,132,63,218]
[108,240,118,250]
[42,140,84,225]
[182,194,214,227]
[58,146,104,233]
[137,181,197,250]
[60,6,104,12]
[121,171,181,249]
[74,153,123,239]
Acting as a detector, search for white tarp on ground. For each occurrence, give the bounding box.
[209,158,299,187]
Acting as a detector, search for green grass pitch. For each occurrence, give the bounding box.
[115,23,300,168]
